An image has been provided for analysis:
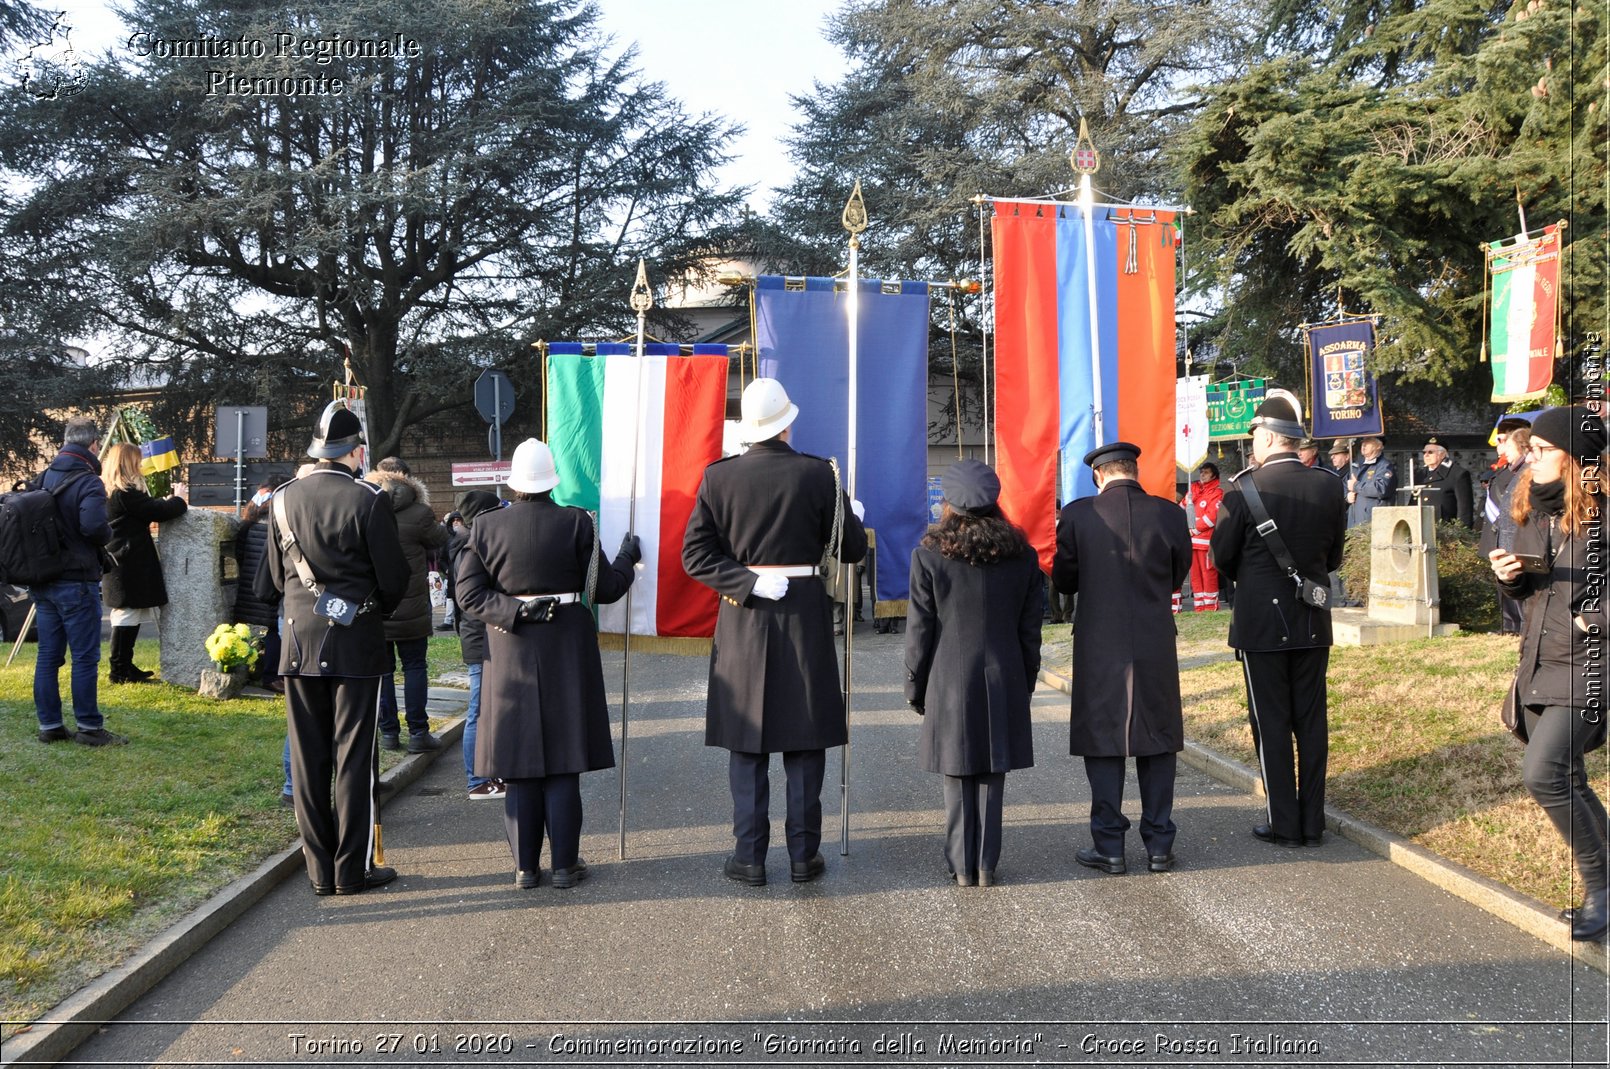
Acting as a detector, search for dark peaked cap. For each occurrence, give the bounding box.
[941,458,1001,513]
[1083,441,1141,470]
[1249,396,1305,439]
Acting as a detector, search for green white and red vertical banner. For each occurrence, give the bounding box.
[545,343,728,639]
[1487,224,1560,403]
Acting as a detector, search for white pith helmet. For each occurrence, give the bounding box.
[738,377,799,444]
[506,438,560,493]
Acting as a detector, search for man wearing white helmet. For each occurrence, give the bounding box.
[683,377,868,886]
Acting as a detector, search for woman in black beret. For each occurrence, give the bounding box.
[904,459,1042,886]
[1489,405,1609,941]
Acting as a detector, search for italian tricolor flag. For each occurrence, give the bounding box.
[545,343,728,639]
[1488,225,1560,403]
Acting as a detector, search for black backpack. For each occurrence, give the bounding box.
[0,471,88,586]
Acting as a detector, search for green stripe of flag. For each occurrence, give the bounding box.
[545,354,605,512]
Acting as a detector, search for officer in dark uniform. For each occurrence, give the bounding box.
[1210,394,1348,848]
[1053,442,1192,875]
[257,406,410,896]
[1416,438,1474,526]
[683,378,867,887]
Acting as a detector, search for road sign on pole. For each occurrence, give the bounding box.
[474,369,515,462]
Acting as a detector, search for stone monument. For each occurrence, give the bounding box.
[1331,504,1459,645]
[158,508,241,688]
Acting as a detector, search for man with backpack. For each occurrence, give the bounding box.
[29,417,125,745]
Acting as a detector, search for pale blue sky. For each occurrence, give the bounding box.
[43,0,850,209]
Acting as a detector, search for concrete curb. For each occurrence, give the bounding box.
[1037,666,1609,975]
[3,691,469,1069]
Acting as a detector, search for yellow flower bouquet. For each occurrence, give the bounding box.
[204,623,261,672]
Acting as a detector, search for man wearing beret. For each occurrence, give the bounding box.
[257,405,410,896]
[1211,394,1349,848]
[1417,438,1474,527]
[683,378,867,887]
[1052,442,1192,875]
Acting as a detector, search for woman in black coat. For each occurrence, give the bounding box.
[100,442,187,683]
[456,439,639,890]
[1489,406,1609,942]
[904,460,1042,887]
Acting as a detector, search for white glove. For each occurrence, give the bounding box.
[850,499,866,521]
[752,574,789,601]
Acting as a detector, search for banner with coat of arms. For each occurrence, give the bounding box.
[1303,318,1384,438]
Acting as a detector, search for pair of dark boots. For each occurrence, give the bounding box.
[108,625,154,684]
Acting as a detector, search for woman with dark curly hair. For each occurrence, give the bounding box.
[1489,406,1608,942]
[904,459,1042,887]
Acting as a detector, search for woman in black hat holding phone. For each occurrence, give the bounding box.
[1489,405,1609,942]
[904,459,1042,886]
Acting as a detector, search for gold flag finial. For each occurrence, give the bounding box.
[630,257,653,314]
[1071,116,1100,177]
[842,179,868,242]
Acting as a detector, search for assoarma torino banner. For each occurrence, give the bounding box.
[1305,320,1384,438]
[1206,379,1265,439]
[1176,375,1209,471]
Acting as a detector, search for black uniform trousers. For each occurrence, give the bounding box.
[503,775,582,872]
[942,773,1005,877]
[285,675,381,892]
[729,749,825,864]
[1082,754,1178,856]
[1240,648,1330,843]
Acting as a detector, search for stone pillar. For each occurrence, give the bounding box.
[1367,505,1440,626]
[158,509,241,688]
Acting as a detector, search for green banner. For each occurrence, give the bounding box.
[1206,378,1266,440]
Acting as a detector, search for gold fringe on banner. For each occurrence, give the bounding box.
[597,633,712,656]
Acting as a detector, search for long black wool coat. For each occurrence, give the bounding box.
[1052,479,1192,757]
[456,499,634,780]
[904,543,1041,776]
[682,438,868,754]
[103,488,188,609]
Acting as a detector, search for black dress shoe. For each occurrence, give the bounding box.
[1302,835,1324,847]
[336,866,398,895]
[1148,853,1176,873]
[551,859,589,889]
[515,869,539,889]
[1252,824,1301,849]
[310,882,335,896]
[723,855,766,886]
[790,853,825,883]
[950,869,977,887]
[1560,905,1579,923]
[1075,847,1126,875]
[978,870,996,887]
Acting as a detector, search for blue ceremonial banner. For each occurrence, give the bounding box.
[1305,320,1384,438]
[754,275,930,610]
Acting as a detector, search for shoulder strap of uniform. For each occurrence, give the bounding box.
[271,492,320,594]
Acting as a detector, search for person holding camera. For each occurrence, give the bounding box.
[454,439,640,891]
[1488,406,1608,942]
[1210,393,1348,849]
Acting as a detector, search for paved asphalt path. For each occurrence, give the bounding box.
[64,631,1607,1067]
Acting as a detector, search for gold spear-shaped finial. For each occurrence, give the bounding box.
[630,257,653,314]
[1071,116,1100,177]
[842,179,868,248]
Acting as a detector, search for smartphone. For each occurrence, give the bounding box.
[1511,553,1550,575]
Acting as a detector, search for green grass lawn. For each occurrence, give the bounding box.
[1043,612,1608,911]
[0,635,465,1035]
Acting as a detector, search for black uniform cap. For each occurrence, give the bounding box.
[941,458,1001,513]
[1249,396,1305,440]
[1083,441,1141,470]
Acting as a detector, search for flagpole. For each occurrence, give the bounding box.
[839,181,867,856]
[1074,119,1106,449]
[620,258,653,861]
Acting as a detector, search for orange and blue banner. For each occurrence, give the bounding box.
[992,202,1177,570]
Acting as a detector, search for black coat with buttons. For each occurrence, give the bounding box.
[1498,497,1609,710]
[255,464,409,677]
[456,498,635,779]
[102,488,187,609]
[682,438,868,754]
[1211,454,1349,652]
